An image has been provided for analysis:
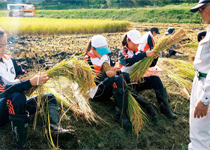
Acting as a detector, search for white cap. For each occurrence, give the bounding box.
[91,35,111,55]
[126,29,141,44]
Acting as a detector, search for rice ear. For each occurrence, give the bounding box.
[130,29,186,82]
[127,92,147,136]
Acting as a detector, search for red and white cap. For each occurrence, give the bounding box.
[126,29,141,44]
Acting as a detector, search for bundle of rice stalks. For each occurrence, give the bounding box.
[21,56,96,96]
[127,92,146,136]
[159,58,195,81]
[44,85,104,124]
[158,58,195,98]
[168,73,192,96]
[45,57,96,94]
[130,29,186,82]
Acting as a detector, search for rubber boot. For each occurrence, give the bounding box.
[113,88,132,129]
[135,93,159,123]
[48,103,74,134]
[155,88,177,119]
[9,114,29,149]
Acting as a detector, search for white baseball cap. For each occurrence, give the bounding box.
[126,29,141,44]
[91,35,111,55]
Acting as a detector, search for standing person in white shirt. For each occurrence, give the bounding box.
[189,1,210,149]
[138,27,160,52]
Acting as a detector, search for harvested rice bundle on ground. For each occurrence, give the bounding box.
[130,29,186,82]
[158,58,194,98]
[44,77,105,124]
[158,58,195,81]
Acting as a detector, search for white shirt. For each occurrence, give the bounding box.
[121,49,139,73]
[0,55,20,85]
[138,31,154,52]
[193,25,210,103]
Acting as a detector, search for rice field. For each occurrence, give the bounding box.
[0,22,205,149]
[0,17,130,35]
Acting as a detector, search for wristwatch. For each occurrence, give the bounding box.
[202,101,209,106]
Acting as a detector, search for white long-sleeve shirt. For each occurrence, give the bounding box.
[193,25,210,103]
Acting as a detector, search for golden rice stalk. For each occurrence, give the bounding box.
[127,92,147,136]
[157,58,193,99]
[45,57,96,93]
[180,87,191,99]
[153,29,186,53]
[158,58,195,81]
[168,73,192,96]
[21,57,96,96]
[44,85,104,124]
[130,29,186,82]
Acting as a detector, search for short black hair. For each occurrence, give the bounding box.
[150,27,160,34]
[197,30,206,42]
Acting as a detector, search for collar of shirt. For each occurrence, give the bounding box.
[149,31,154,38]
[125,46,139,54]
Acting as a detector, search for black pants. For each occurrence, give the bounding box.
[134,75,164,92]
[0,92,57,126]
[94,72,130,100]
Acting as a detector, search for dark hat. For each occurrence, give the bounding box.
[190,0,210,12]
[150,27,160,34]
[165,27,175,35]
[197,30,206,42]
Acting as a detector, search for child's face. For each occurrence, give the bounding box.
[92,47,102,58]
[0,35,7,58]
[127,39,139,51]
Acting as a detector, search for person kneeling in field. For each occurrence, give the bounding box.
[119,29,177,121]
[84,35,135,129]
[0,29,71,149]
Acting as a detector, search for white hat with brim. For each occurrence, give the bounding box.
[127,29,141,44]
[91,35,111,55]
[190,0,210,12]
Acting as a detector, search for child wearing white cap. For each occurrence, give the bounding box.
[119,29,177,122]
[84,35,132,129]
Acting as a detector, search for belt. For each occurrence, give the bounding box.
[196,70,207,78]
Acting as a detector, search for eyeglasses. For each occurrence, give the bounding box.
[199,3,210,12]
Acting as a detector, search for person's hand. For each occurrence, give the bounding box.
[111,66,120,72]
[106,71,116,78]
[30,73,49,86]
[146,50,156,57]
[194,100,209,118]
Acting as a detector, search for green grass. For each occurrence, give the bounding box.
[0,6,202,24]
